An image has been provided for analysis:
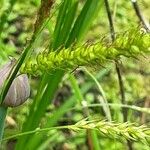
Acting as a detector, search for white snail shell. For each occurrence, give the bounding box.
[0,60,30,107]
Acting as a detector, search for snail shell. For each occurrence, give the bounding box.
[0,60,30,107]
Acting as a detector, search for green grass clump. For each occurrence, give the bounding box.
[0,0,150,149]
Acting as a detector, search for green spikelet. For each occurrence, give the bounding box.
[21,29,150,76]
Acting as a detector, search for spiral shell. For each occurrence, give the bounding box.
[0,60,30,107]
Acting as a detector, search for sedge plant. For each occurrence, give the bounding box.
[0,0,150,149]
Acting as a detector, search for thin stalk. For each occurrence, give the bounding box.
[69,74,101,150]
[0,106,8,143]
[74,103,150,114]
[69,74,90,117]
[104,0,115,41]
[104,0,132,149]
[45,103,150,118]
[131,0,150,31]
[104,0,127,121]
[83,67,111,121]
[69,74,84,106]
[115,63,127,122]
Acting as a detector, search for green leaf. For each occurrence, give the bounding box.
[66,0,103,47]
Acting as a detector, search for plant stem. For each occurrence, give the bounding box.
[83,67,111,121]
[131,0,150,31]
[104,0,127,121]
[115,64,127,122]
[104,0,133,149]
[69,74,101,150]
[104,0,115,41]
[0,106,8,143]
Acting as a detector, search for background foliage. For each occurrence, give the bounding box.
[0,0,150,150]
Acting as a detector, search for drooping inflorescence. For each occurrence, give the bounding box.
[21,29,150,75]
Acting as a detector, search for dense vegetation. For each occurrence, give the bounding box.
[0,0,150,150]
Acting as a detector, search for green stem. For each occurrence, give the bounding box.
[69,74,101,150]
[0,106,8,143]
